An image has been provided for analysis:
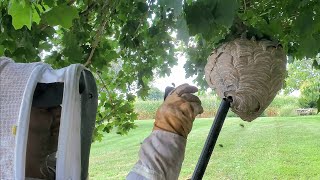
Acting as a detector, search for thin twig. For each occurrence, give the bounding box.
[40,24,49,31]
[96,70,113,104]
[96,70,116,122]
[84,1,110,67]
[67,0,77,5]
[80,2,97,16]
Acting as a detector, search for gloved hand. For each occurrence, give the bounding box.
[153,83,204,138]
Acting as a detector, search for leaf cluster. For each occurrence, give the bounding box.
[0,0,178,138]
[285,58,320,111]
[1,0,320,137]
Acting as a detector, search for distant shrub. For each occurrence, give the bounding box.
[198,94,219,118]
[269,95,299,108]
[227,111,238,117]
[145,87,164,100]
[134,95,301,120]
[279,107,297,117]
[134,100,161,120]
[298,81,320,108]
[267,95,300,117]
[265,107,279,117]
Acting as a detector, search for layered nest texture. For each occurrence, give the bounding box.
[205,38,287,121]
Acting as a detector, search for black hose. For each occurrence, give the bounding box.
[191,97,232,180]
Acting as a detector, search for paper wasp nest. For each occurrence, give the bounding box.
[205,38,287,121]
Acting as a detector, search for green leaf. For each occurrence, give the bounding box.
[38,41,52,50]
[8,0,32,29]
[62,31,83,63]
[213,0,238,27]
[32,4,41,25]
[295,11,314,35]
[177,17,189,44]
[184,2,215,36]
[42,4,79,28]
[300,35,318,58]
[148,26,159,37]
[317,96,320,113]
[312,59,320,70]
[158,0,183,16]
[137,2,148,13]
[0,45,4,55]
[105,50,119,60]
[43,0,55,7]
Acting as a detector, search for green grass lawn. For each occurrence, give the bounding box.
[89,115,320,180]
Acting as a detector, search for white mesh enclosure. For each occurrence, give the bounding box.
[205,38,287,121]
[0,57,40,179]
[1,57,97,180]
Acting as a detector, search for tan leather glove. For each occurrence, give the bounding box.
[153,84,204,138]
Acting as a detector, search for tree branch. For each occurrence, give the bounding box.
[67,0,77,6]
[84,1,110,67]
[96,70,113,104]
[80,2,97,16]
[96,70,115,122]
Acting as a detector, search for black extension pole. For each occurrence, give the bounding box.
[191,97,232,180]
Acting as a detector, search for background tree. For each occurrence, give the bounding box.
[299,81,320,108]
[285,58,320,108]
[145,86,164,101]
[0,0,319,138]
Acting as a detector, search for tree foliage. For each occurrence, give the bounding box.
[0,0,319,138]
[145,86,164,100]
[285,58,320,109]
[299,81,319,108]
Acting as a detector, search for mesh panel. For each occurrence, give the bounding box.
[0,57,39,179]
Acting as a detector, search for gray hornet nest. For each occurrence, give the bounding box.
[205,38,287,121]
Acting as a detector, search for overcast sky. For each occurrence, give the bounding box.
[152,55,196,91]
